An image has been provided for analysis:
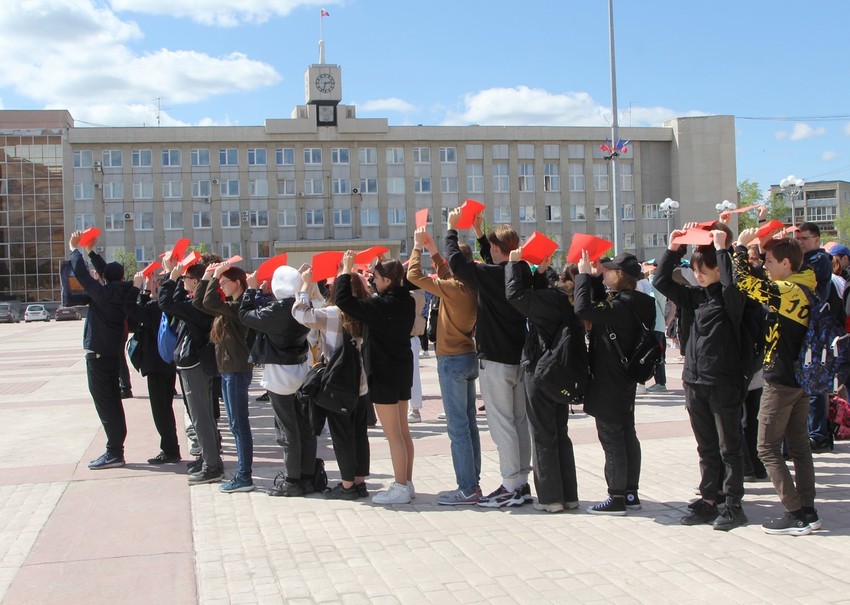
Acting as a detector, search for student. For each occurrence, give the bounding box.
[335,251,415,505]
[574,251,655,515]
[194,262,255,493]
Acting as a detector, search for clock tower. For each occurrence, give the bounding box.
[305,63,342,126]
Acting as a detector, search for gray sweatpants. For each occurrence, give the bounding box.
[179,365,221,469]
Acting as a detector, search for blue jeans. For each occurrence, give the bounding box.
[222,371,253,479]
[437,353,481,493]
[807,393,829,445]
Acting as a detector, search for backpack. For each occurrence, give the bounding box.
[296,330,361,417]
[312,458,329,493]
[607,304,662,384]
[534,317,589,403]
[738,299,768,389]
[829,394,850,440]
[157,313,179,364]
[794,285,850,396]
[59,260,91,307]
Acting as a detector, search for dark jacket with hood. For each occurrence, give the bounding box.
[158,278,214,371]
[125,290,175,376]
[193,278,253,374]
[239,291,309,366]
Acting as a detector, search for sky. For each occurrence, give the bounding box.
[1,0,848,199]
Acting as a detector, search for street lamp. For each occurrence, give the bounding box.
[779,174,805,226]
[660,197,679,236]
[716,199,736,215]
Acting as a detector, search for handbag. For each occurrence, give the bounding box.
[59,260,91,307]
[127,333,143,371]
[607,304,662,384]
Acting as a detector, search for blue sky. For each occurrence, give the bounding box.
[1,0,848,197]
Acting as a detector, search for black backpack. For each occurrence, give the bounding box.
[296,329,362,417]
[607,303,662,384]
[312,458,328,493]
[534,316,589,403]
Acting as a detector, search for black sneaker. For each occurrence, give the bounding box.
[355,482,369,498]
[810,438,833,453]
[147,451,181,465]
[762,511,812,536]
[186,457,203,474]
[518,483,534,503]
[255,392,270,402]
[269,473,305,497]
[121,389,134,399]
[712,503,748,531]
[681,499,719,525]
[324,483,359,500]
[802,507,823,531]
[625,491,642,510]
[187,465,224,485]
[586,496,627,516]
[88,452,125,470]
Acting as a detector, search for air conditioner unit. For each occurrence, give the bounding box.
[123,212,134,220]
[297,192,305,197]
[202,196,210,203]
[93,183,102,189]
[351,188,359,194]
[212,178,219,185]
[95,246,105,253]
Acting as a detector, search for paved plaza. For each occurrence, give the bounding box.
[0,321,849,604]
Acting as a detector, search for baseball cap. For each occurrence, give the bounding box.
[829,244,850,258]
[601,252,643,278]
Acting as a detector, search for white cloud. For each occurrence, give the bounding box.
[844,121,850,136]
[0,0,280,126]
[441,86,703,127]
[109,0,329,27]
[775,122,826,141]
[822,150,839,161]
[359,98,418,114]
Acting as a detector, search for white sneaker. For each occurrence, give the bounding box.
[407,409,421,423]
[532,502,565,513]
[372,482,412,505]
[419,350,430,358]
[437,412,447,420]
[408,480,415,499]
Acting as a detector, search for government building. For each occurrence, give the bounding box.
[0,61,738,304]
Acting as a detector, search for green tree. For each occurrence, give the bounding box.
[736,179,764,230]
[112,248,138,277]
[833,205,850,241]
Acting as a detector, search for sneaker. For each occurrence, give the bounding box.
[533,502,565,513]
[186,457,203,474]
[625,491,642,510]
[189,443,202,457]
[744,473,769,482]
[810,438,833,453]
[407,409,421,423]
[802,507,823,531]
[646,383,667,393]
[220,474,255,493]
[324,483,359,500]
[88,452,125,470]
[355,482,369,498]
[372,482,412,504]
[564,501,580,510]
[299,478,316,496]
[477,485,516,509]
[586,496,627,516]
[437,412,447,420]
[437,487,482,506]
[681,499,719,525]
[407,480,416,500]
[518,483,534,503]
[762,511,812,536]
[712,503,748,531]
[268,475,305,497]
[147,451,181,465]
[419,350,430,358]
[636,384,647,394]
[255,391,270,402]
[188,465,224,485]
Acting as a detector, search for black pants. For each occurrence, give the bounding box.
[147,369,180,456]
[119,350,132,392]
[595,414,641,496]
[325,395,371,482]
[525,377,578,505]
[742,386,766,477]
[684,382,745,505]
[86,353,126,456]
[269,391,316,480]
[653,331,667,385]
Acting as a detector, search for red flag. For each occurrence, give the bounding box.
[321,8,330,16]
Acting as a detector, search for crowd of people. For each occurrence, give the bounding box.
[67,204,845,536]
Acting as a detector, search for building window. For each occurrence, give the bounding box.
[492,144,509,159]
[440,177,458,194]
[104,213,125,231]
[568,144,585,159]
[466,144,483,160]
[249,210,269,227]
[220,179,239,197]
[74,150,93,168]
[193,211,212,228]
[439,147,457,163]
[304,148,322,165]
[333,208,352,226]
[808,206,837,221]
[386,147,404,164]
[191,148,210,166]
[642,204,662,219]
[519,205,536,222]
[593,164,609,191]
[252,241,271,259]
[164,211,183,230]
[624,233,636,249]
[620,163,634,191]
[543,163,560,192]
[103,181,123,200]
[595,205,611,220]
[493,163,509,193]
[162,180,182,198]
[136,212,155,230]
[387,177,405,195]
[359,147,377,165]
[305,177,323,195]
[277,179,295,196]
[135,246,154,263]
[643,233,668,247]
[359,178,378,194]
[414,177,431,194]
[568,163,585,191]
[132,149,152,167]
[387,208,406,225]
[276,147,295,165]
[413,147,430,163]
[332,178,351,195]
[74,182,94,200]
[622,204,635,221]
[494,206,511,223]
[219,148,238,166]
[361,207,379,226]
[74,213,96,231]
[545,205,562,222]
[518,163,535,192]
[249,179,268,197]
[221,242,241,258]
[221,210,241,228]
[543,144,560,159]
[102,150,122,167]
[331,148,349,164]
[133,181,153,199]
[278,209,297,226]
[192,180,211,198]
[570,205,586,221]
[162,149,181,167]
[247,148,267,166]
[305,209,324,226]
[467,163,484,193]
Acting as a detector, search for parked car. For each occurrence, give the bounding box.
[55,307,81,321]
[0,303,20,323]
[24,304,50,322]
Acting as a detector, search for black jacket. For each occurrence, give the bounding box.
[238,292,309,365]
[158,278,213,370]
[69,249,136,357]
[334,273,414,395]
[125,292,175,376]
[574,274,656,423]
[446,229,526,364]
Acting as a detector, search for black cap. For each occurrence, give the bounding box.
[601,252,642,278]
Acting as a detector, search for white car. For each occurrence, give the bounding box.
[24,304,50,322]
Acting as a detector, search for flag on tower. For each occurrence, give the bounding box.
[321,8,330,17]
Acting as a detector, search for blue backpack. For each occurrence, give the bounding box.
[794,286,850,395]
[157,313,179,364]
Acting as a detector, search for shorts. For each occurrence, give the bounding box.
[370,383,412,405]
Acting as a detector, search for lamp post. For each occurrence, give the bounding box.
[779,174,805,226]
[716,199,736,216]
[660,198,679,240]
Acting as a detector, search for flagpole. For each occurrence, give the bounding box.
[608,0,622,255]
[319,8,325,63]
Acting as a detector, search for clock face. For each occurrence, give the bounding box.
[315,73,335,94]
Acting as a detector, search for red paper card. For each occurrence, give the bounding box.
[78,227,101,248]
[520,231,559,264]
[695,220,718,230]
[141,261,161,277]
[566,233,614,263]
[170,238,191,261]
[671,228,713,246]
[783,225,799,235]
[757,219,785,239]
[224,255,242,265]
[355,246,389,266]
[311,251,344,282]
[455,199,485,230]
[181,250,202,271]
[256,253,288,285]
[726,204,762,214]
[415,208,429,229]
